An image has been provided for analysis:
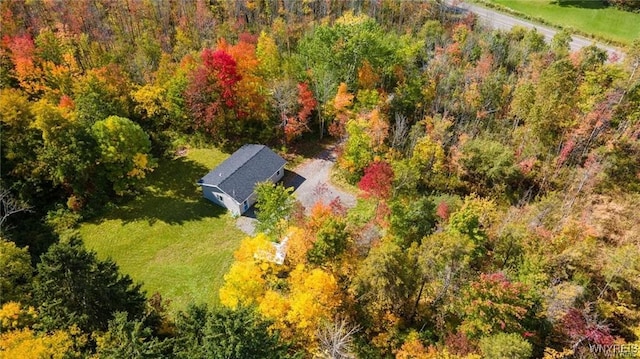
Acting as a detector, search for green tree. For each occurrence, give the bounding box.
[73,67,132,124]
[353,240,418,321]
[389,196,436,248]
[173,304,209,358]
[204,306,291,359]
[95,312,169,359]
[0,238,32,304]
[413,231,475,321]
[91,115,155,195]
[0,89,43,191]
[33,240,146,333]
[409,132,449,191]
[599,137,640,192]
[551,30,571,58]
[460,138,520,197]
[479,332,532,359]
[156,53,193,135]
[338,119,374,183]
[255,182,295,239]
[131,84,170,129]
[256,31,280,80]
[458,273,532,339]
[31,100,95,201]
[307,216,350,265]
[446,195,497,263]
[528,59,578,149]
[173,305,292,359]
[509,80,535,125]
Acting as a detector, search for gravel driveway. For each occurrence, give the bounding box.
[235,146,357,235]
[285,147,357,213]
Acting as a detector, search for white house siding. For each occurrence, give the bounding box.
[201,186,242,216]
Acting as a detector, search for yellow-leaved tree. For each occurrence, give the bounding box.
[0,302,37,332]
[219,261,265,309]
[286,265,342,335]
[219,233,278,308]
[258,290,292,337]
[220,233,345,352]
[258,264,342,348]
[282,226,312,267]
[0,327,83,359]
[233,233,274,262]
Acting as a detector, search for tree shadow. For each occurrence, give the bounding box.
[552,0,607,9]
[91,156,227,225]
[443,3,469,15]
[146,156,212,200]
[100,196,227,226]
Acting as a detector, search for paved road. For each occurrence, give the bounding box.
[445,0,625,61]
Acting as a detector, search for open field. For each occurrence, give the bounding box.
[487,0,640,45]
[80,148,244,312]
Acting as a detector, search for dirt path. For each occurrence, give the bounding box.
[235,145,357,235]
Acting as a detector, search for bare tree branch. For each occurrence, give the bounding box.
[316,317,360,359]
[0,187,32,233]
[391,113,409,151]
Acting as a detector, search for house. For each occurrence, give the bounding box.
[198,144,286,216]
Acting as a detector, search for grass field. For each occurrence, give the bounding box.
[80,148,245,312]
[487,0,640,45]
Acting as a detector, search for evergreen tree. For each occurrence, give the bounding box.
[33,240,146,333]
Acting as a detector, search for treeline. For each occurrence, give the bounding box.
[2,0,640,358]
[606,0,640,12]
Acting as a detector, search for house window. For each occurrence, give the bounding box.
[276,169,280,176]
[217,194,223,202]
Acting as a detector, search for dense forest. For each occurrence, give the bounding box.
[1,0,640,358]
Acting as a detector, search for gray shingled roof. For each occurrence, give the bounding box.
[198,144,286,203]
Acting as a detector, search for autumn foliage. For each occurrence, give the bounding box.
[184,48,241,142]
[284,82,317,143]
[459,273,532,339]
[328,82,354,138]
[358,161,394,199]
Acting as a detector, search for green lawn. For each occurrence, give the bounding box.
[80,148,245,313]
[487,0,640,45]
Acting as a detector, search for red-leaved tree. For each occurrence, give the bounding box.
[436,200,450,221]
[284,82,317,143]
[185,48,242,144]
[560,306,614,350]
[358,161,394,200]
[6,34,44,95]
